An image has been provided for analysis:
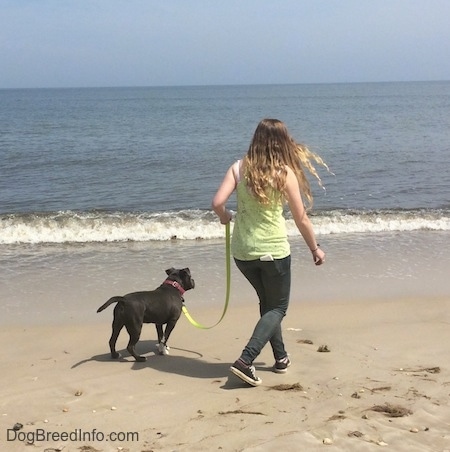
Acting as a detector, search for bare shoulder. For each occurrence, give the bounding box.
[235,158,246,182]
[285,165,297,182]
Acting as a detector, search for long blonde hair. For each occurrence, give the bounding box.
[243,118,328,208]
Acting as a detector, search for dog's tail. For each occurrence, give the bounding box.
[96,296,124,313]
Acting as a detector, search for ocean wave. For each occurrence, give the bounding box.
[1,208,449,245]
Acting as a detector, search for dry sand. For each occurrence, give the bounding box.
[1,295,449,451]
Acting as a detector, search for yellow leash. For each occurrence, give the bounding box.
[182,222,231,329]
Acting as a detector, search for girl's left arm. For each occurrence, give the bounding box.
[211,164,236,224]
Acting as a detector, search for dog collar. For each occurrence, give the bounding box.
[163,279,186,295]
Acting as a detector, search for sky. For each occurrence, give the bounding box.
[1,0,449,89]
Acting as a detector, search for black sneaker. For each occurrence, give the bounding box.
[273,356,291,374]
[230,359,262,386]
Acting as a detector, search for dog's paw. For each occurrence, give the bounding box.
[157,343,170,355]
[135,356,147,362]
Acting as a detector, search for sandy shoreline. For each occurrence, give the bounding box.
[3,230,450,327]
[1,230,449,450]
[1,295,449,451]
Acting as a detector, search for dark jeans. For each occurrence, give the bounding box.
[234,255,291,364]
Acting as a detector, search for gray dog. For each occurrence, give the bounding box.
[97,267,195,362]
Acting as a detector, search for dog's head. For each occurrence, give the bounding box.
[165,267,195,291]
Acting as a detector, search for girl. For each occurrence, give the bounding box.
[212,118,327,386]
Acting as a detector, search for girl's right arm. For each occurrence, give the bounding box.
[285,166,325,265]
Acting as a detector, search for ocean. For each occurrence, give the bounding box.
[1,82,450,324]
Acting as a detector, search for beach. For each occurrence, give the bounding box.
[1,232,449,451]
[1,81,450,451]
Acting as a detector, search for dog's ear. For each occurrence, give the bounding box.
[165,267,176,275]
[182,267,191,275]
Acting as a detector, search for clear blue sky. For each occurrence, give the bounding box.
[1,0,449,88]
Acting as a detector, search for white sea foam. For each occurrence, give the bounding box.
[1,208,449,245]
[304,210,450,235]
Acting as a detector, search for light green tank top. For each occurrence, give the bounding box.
[231,166,290,261]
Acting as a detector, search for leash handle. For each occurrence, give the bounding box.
[182,222,231,329]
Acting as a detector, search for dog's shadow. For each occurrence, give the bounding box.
[72,340,231,380]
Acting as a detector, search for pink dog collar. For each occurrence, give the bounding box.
[163,279,186,295]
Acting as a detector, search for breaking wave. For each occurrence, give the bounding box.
[1,208,449,245]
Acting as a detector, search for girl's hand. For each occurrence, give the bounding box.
[219,209,233,225]
[311,248,325,265]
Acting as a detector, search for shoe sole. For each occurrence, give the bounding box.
[230,365,262,386]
